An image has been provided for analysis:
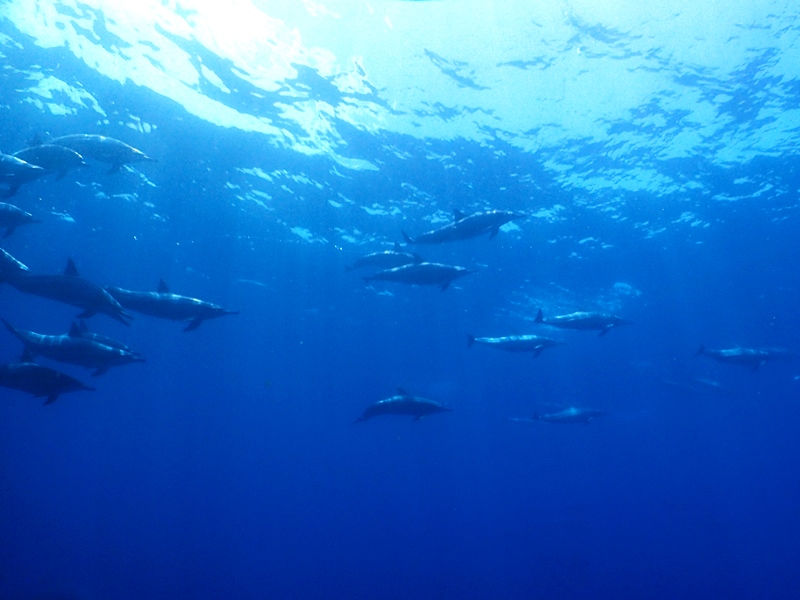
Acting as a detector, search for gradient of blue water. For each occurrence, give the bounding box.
[2,8,800,600]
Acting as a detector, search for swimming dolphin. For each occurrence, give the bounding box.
[2,319,145,376]
[511,407,608,425]
[0,153,47,198]
[362,262,475,291]
[346,244,423,271]
[534,308,629,336]
[105,279,238,331]
[0,252,132,325]
[694,345,772,371]
[72,320,136,352]
[48,134,154,174]
[13,144,88,179]
[353,388,453,423]
[467,333,564,357]
[0,202,40,237]
[0,352,95,404]
[402,209,525,244]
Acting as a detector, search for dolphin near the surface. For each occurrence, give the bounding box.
[346,243,423,271]
[0,202,40,238]
[402,209,525,244]
[694,345,772,371]
[534,308,629,336]
[0,250,132,325]
[0,353,95,404]
[106,279,238,331]
[362,262,475,291]
[354,388,453,423]
[13,144,88,180]
[2,319,145,376]
[0,153,47,198]
[48,134,155,174]
[467,333,564,358]
[510,407,609,425]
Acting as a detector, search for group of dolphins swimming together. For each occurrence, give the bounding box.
[0,134,792,423]
[0,134,238,404]
[346,207,794,425]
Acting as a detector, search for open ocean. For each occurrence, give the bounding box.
[1,1,799,598]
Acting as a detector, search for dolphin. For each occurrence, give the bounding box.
[0,202,40,238]
[354,388,452,423]
[346,244,423,271]
[0,252,132,325]
[511,407,608,425]
[105,279,238,331]
[13,144,88,180]
[72,320,136,352]
[0,153,47,198]
[0,352,95,404]
[402,209,525,244]
[48,134,155,174]
[534,308,629,336]
[694,345,772,371]
[362,262,475,291]
[2,319,145,376]
[467,333,564,357]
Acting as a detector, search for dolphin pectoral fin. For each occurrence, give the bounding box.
[107,164,122,175]
[183,318,203,332]
[598,327,610,337]
[440,281,451,291]
[3,226,14,238]
[55,169,67,180]
[43,394,58,405]
[752,362,763,372]
[92,366,108,377]
[76,309,96,319]
[533,347,543,358]
[467,334,475,348]
[4,185,19,199]
[489,227,499,239]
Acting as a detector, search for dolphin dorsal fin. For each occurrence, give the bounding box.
[396,387,409,396]
[157,279,170,293]
[20,348,34,363]
[64,258,79,277]
[453,209,466,222]
[68,322,82,337]
[393,242,402,251]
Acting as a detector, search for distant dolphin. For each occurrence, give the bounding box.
[48,134,155,174]
[510,407,608,425]
[0,352,95,404]
[346,244,423,271]
[363,262,475,291]
[13,144,88,179]
[467,333,564,357]
[0,153,47,198]
[402,209,525,244]
[694,345,771,371]
[0,251,132,325]
[354,388,452,423]
[2,319,145,376]
[0,202,40,238]
[106,279,238,331]
[534,308,629,336]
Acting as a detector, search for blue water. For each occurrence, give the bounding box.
[1,1,800,598]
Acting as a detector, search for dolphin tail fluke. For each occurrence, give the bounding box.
[467,334,475,348]
[598,327,610,337]
[535,309,544,323]
[694,345,705,358]
[401,230,414,244]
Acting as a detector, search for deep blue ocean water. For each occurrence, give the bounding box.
[1,1,799,598]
